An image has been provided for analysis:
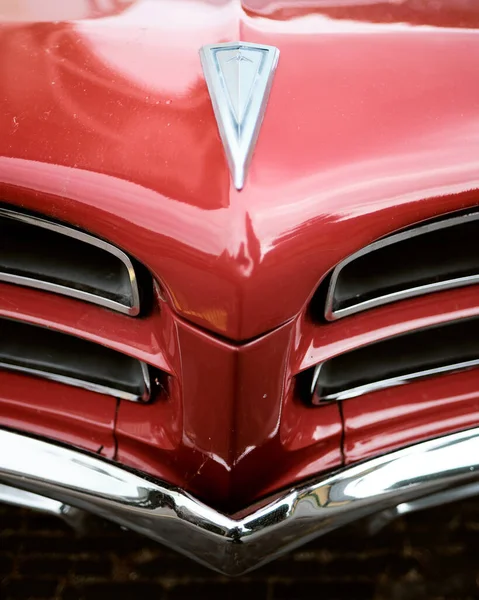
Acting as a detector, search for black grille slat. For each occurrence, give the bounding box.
[0,207,142,315]
[324,211,479,320]
[312,317,479,404]
[0,318,150,402]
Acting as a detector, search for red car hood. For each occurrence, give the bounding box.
[1,0,479,341]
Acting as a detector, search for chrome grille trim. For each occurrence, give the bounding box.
[0,317,152,403]
[0,207,140,316]
[310,316,479,404]
[312,357,479,403]
[0,359,151,403]
[325,211,479,320]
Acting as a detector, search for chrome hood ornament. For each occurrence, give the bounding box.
[199,42,280,190]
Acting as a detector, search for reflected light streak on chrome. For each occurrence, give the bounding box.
[2,427,479,574]
[0,482,67,515]
[367,481,479,535]
[0,483,90,532]
[199,42,279,190]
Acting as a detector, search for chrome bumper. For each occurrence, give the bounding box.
[1,427,479,575]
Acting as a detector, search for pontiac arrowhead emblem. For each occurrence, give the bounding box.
[199,42,280,190]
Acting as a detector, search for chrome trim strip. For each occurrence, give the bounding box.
[2,427,479,575]
[0,482,67,515]
[0,360,151,402]
[0,483,91,532]
[0,207,140,316]
[140,362,152,403]
[312,358,479,404]
[310,361,324,396]
[325,212,479,321]
[367,481,479,535]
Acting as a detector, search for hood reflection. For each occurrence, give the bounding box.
[242,0,479,29]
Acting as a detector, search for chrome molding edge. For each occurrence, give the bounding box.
[0,360,151,403]
[0,207,140,316]
[0,483,89,532]
[2,428,479,575]
[325,211,479,321]
[366,481,479,535]
[312,357,479,403]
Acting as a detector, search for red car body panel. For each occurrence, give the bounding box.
[0,0,478,510]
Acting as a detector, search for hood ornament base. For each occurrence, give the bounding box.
[199,42,280,190]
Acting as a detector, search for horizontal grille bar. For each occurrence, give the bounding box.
[311,317,479,403]
[0,318,150,402]
[0,207,142,315]
[324,211,479,320]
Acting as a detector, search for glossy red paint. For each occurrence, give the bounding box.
[343,370,479,465]
[243,0,479,28]
[0,371,116,458]
[116,317,342,508]
[2,1,479,341]
[0,0,478,510]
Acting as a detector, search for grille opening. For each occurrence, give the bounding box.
[323,211,479,320]
[0,318,153,402]
[311,317,479,404]
[0,206,150,316]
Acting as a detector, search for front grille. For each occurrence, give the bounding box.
[0,207,144,316]
[324,211,479,320]
[311,317,479,404]
[0,318,151,402]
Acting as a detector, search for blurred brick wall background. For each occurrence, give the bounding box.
[1,499,479,599]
